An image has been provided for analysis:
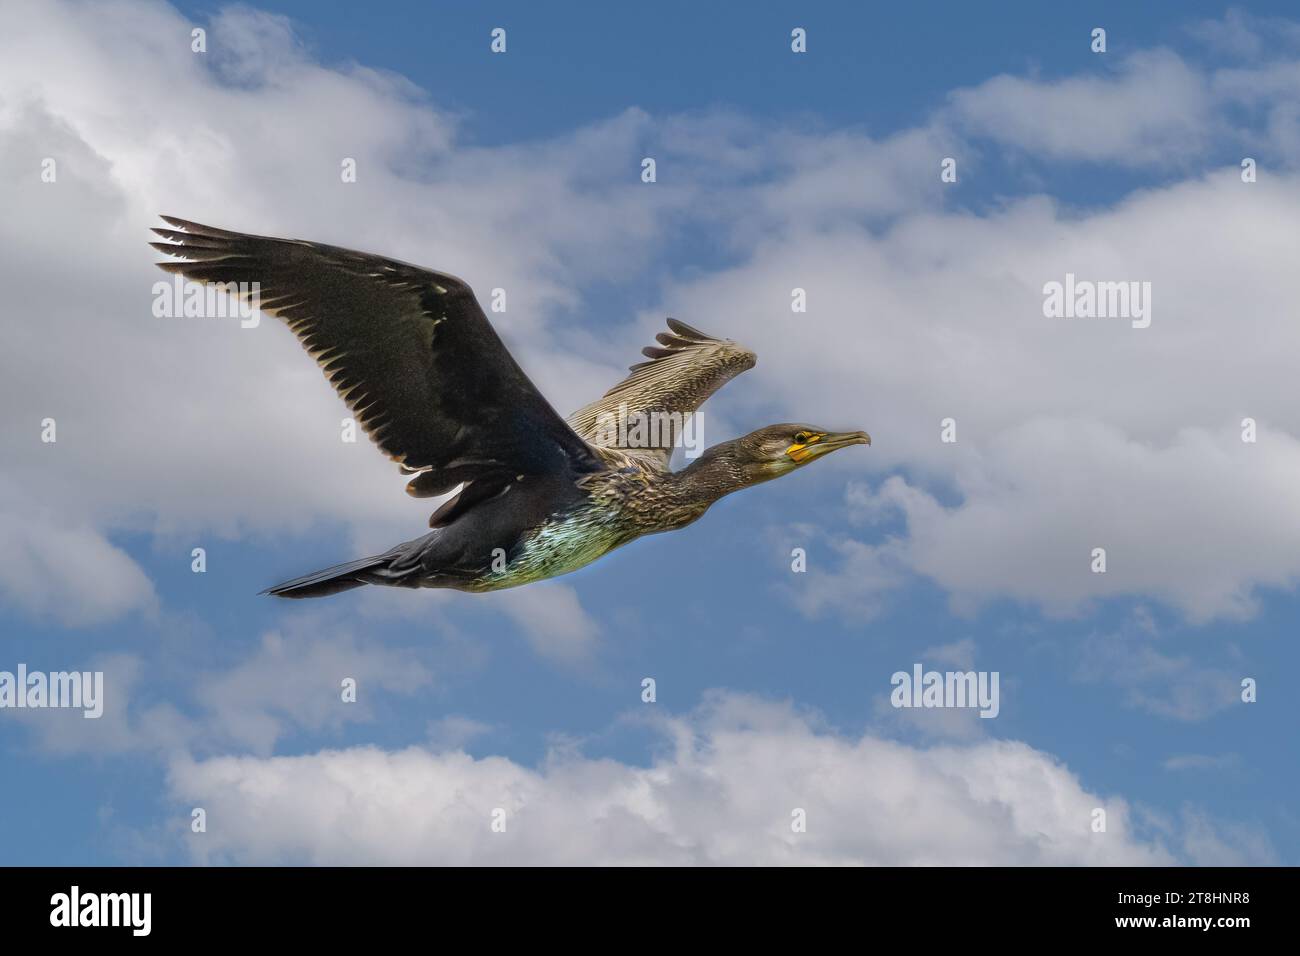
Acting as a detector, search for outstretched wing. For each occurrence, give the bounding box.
[566,318,756,468]
[152,217,601,507]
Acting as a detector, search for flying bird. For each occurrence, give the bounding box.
[151,217,870,597]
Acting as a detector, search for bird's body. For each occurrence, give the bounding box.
[397,466,649,594]
[278,449,724,594]
[151,217,870,598]
[478,457,692,591]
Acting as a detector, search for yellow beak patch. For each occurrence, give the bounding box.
[785,436,823,462]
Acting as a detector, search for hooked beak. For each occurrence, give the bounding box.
[788,430,871,462]
[830,430,871,448]
[818,430,871,454]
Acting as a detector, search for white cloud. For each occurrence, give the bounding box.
[1162,753,1239,772]
[944,35,1300,169]
[772,521,906,624]
[167,691,1208,865]
[6,626,435,758]
[947,50,1213,166]
[0,509,156,626]
[194,626,434,754]
[921,637,978,670]
[840,421,1300,622]
[426,715,493,751]
[493,582,602,663]
[4,653,193,757]
[717,170,1300,622]
[1073,625,1243,722]
[1188,9,1267,59]
[1187,8,1300,61]
[1177,809,1278,865]
[868,638,992,742]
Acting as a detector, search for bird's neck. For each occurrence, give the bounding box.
[658,443,757,524]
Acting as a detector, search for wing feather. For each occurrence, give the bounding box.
[152,217,601,505]
[566,318,756,468]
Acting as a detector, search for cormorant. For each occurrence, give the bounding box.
[151,217,870,597]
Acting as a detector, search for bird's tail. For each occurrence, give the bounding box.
[261,555,390,599]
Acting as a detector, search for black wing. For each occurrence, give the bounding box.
[152,217,601,506]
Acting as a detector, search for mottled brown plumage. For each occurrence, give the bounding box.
[151,217,870,597]
[566,319,757,469]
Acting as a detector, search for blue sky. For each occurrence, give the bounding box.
[1,0,1297,864]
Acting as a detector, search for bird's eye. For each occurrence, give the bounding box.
[794,431,812,444]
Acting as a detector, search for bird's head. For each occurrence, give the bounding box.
[734,423,871,481]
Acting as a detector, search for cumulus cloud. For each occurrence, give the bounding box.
[1177,809,1278,865]
[194,626,434,754]
[168,691,1202,865]
[6,626,435,758]
[944,34,1300,169]
[712,171,1300,622]
[426,715,493,751]
[3,652,192,757]
[493,582,602,663]
[947,50,1213,165]
[0,509,156,626]
[771,520,906,624]
[1187,8,1300,61]
[838,421,1300,622]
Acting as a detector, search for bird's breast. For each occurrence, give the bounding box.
[468,500,633,591]
[463,469,701,591]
